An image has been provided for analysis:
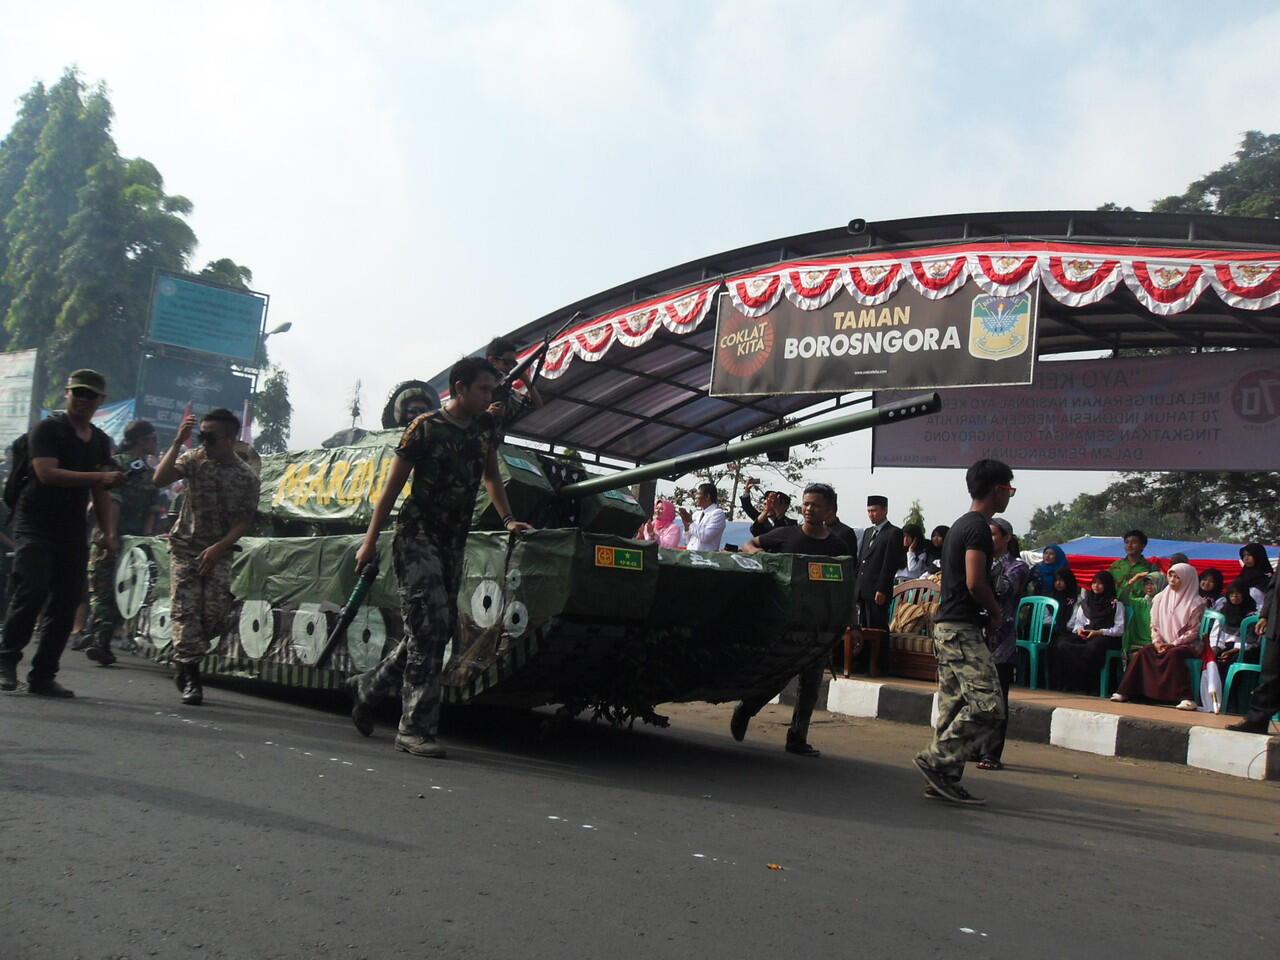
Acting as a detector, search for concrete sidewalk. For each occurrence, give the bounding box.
[788,674,1280,781]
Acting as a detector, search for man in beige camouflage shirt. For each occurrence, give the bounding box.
[153,408,260,705]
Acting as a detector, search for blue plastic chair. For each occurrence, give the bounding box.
[1014,595,1058,690]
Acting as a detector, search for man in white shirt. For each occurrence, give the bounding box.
[679,482,726,551]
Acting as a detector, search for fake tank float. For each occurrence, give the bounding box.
[113,392,941,725]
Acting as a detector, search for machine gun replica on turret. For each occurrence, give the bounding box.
[111,392,941,726]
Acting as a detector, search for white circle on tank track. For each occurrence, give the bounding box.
[115,546,155,619]
[148,601,172,650]
[238,600,274,659]
[471,580,503,628]
[345,606,388,672]
[503,601,529,637]
[290,603,328,666]
[505,568,522,593]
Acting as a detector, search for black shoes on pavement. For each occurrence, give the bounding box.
[1226,717,1271,734]
[913,756,986,806]
[729,704,749,742]
[785,739,821,757]
[346,678,374,737]
[27,678,75,698]
[174,663,203,705]
[0,660,16,691]
[85,644,117,667]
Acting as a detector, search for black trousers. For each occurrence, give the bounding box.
[0,536,89,682]
[983,661,1016,761]
[857,597,889,632]
[1242,627,1280,725]
[738,656,826,744]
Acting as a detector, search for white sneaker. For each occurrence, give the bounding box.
[1175,699,1197,711]
[1110,693,1126,702]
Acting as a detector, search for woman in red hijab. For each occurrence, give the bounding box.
[1111,562,1206,710]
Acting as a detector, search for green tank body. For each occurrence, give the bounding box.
[116,393,940,723]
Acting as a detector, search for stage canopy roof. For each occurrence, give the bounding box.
[429,210,1280,464]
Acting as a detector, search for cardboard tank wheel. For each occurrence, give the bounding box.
[289,603,329,666]
[115,544,158,620]
[344,606,389,672]
[146,601,172,651]
[237,600,275,660]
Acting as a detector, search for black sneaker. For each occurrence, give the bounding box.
[730,703,750,742]
[27,679,75,698]
[0,660,17,691]
[785,740,821,757]
[1226,718,1270,735]
[347,678,374,737]
[86,645,117,667]
[913,755,956,797]
[946,780,986,806]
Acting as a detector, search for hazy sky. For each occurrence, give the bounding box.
[3,1,1279,534]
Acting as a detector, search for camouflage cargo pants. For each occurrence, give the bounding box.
[169,550,233,664]
[915,620,1005,780]
[352,534,461,738]
[88,539,119,646]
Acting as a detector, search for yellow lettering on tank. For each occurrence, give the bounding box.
[345,460,374,503]
[326,460,351,505]
[279,463,312,506]
[304,464,330,505]
[369,457,393,504]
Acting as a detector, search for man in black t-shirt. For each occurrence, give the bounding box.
[0,370,123,696]
[912,459,1014,806]
[729,482,848,757]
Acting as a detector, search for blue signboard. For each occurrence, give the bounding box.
[148,275,265,362]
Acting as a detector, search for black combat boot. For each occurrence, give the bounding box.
[181,663,203,706]
[173,662,188,693]
[86,640,117,666]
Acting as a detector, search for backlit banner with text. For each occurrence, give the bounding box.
[710,282,1038,396]
[872,351,1280,471]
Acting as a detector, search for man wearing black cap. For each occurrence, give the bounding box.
[0,370,123,696]
[84,418,161,666]
[856,494,905,633]
[739,481,796,537]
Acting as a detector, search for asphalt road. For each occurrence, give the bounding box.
[2,654,1276,960]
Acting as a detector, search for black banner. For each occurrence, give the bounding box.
[136,355,252,445]
[710,280,1038,396]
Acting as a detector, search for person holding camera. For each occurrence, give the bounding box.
[152,409,260,705]
[0,370,123,696]
[84,419,161,666]
[739,480,796,537]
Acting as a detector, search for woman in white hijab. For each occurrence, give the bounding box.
[1111,562,1206,710]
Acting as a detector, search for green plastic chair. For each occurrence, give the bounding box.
[1098,604,1133,698]
[1183,610,1224,708]
[1014,595,1058,689]
[1224,625,1269,714]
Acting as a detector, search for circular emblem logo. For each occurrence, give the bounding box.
[716,314,774,378]
[1230,368,1280,424]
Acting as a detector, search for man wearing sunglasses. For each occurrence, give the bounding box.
[1,370,123,696]
[484,336,544,429]
[153,408,261,705]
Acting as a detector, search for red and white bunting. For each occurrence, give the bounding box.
[843,262,905,305]
[782,267,844,310]
[1210,261,1280,310]
[1124,260,1209,316]
[1040,256,1123,307]
[905,256,969,299]
[969,253,1039,297]
[727,273,784,317]
[532,281,721,381]
[660,284,717,332]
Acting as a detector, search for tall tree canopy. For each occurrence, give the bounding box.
[0,68,256,406]
[1032,131,1280,548]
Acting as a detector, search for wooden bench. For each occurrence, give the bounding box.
[885,578,940,681]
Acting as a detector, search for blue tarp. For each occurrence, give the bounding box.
[1061,536,1279,562]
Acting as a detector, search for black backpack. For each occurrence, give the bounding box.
[3,430,32,514]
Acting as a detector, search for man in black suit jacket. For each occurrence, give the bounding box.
[856,495,905,632]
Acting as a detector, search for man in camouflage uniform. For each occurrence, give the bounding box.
[152,408,260,705]
[85,419,161,666]
[349,356,533,758]
[913,459,1015,807]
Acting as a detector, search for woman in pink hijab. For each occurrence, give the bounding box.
[636,499,682,548]
[1111,562,1206,710]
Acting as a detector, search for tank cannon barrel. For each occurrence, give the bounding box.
[557,391,942,499]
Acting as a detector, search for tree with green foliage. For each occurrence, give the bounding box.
[902,498,925,531]
[253,366,291,454]
[0,68,255,406]
[669,420,825,519]
[1043,130,1280,547]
